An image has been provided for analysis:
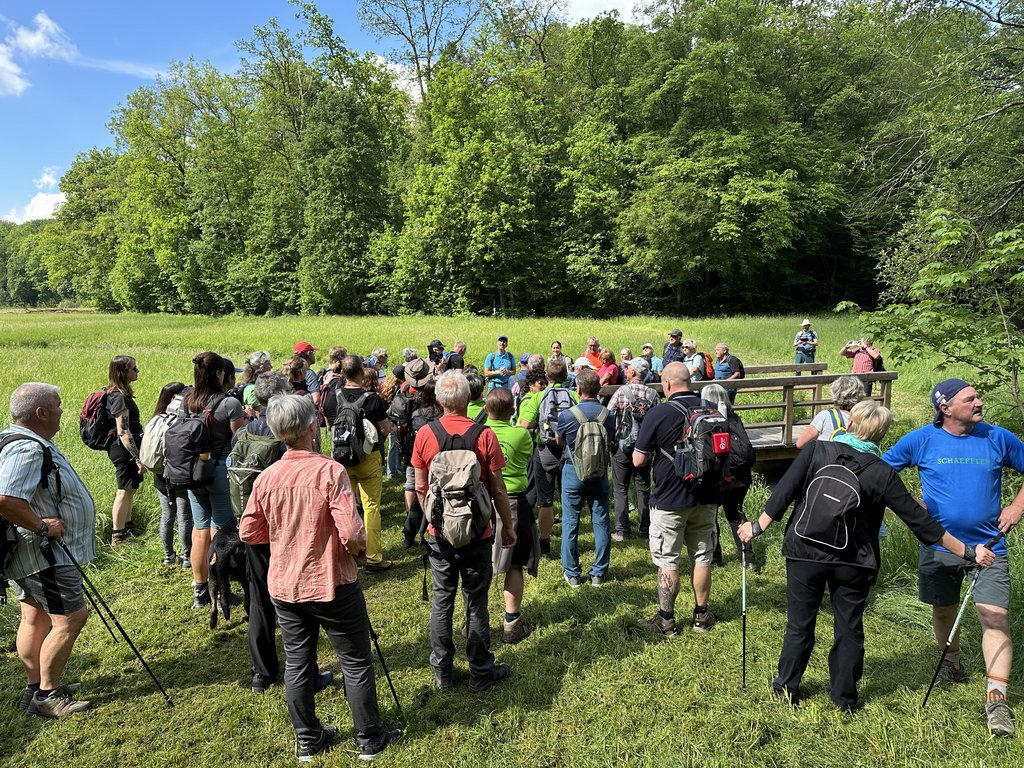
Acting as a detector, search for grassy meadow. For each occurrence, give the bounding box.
[0,310,1021,767]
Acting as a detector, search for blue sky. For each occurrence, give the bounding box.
[0,1,633,224]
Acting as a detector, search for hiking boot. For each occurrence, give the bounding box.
[432,668,454,690]
[251,674,273,694]
[986,699,1015,737]
[563,574,583,589]
[192,582,210,609]
[359,729,403,761]
[27,685,91,718]
[181,557,191,570]
[364,560,394,574]
[611,532,626,542]
[590,574,606,587]
[938,659,969,684]
[297,725,337,762]
[503,617,532,645]
[468,662,510,693]
[401,536,415,550]
[111,528,132,546]
[124,520,139,537]
[692,608,717,633]
[771,683,799,709]
[638,613,678,638]
[17,684,79,714]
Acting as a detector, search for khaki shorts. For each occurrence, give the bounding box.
[648,504,717,570]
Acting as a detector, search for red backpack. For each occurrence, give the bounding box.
[80,389,115,450]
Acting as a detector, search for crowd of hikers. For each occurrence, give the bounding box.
[0,325,1021,762]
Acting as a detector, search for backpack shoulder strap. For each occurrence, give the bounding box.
[428,420,452,453]
[463,422,487,451]
[0,433,56,492]
[827,408,842,431]
[622,384,636,403]
[204,393,232,437]
[666,399,690,418]
[570,405,586,425]
[595,407,609,426]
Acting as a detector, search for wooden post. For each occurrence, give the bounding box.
[882,378,891,410]
[783,383,795,446]
[812,375,822,419]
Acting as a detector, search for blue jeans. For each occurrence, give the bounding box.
[560,463,611,579]
[187,460,234,530]
[386,434,403,479]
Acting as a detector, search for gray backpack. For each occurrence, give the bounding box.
[569,405,611,481]
[424,422,493,549]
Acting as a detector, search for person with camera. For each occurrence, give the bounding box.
[1,383,96,718]
[793,319,819,364]
[840,337,882,395]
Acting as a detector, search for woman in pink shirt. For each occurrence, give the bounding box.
[240,395,401,762]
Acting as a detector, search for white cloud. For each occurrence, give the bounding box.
[12,11,76,60]
[0,42,28,95]
[0,11,159,97]
[34,167,59,190]
[3,191,66,223]
[565,0,637,22]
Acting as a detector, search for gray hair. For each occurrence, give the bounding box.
[436,371,470,411]
[402,347,417,362]
[454,341,467,354]
[254,371,289,407]
[371,348,389,361]
[10,383,60,423]
[830,376,866,411]
[265,394,316,446]
[528,353,544,372]
[701,383,733,416]
[716,343,729,353]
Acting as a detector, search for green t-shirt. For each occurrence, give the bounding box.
[517,383,578,444]
[467,399,486,421]
[485,418,534,494]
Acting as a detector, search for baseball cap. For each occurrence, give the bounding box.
[519,353,531,365]
[429,339,444,350]
[668,329,682,338]
[931,378,970,426]
[573,357,594,369]
[247,350,271,369]
[642,343,654,351]
[222,357,243,373]
[627,357,650,376]
[293,341,319,354]
[497,335,509,343]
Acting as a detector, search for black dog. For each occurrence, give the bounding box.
[209,519,250,629]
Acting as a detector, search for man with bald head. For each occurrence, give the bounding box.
[0,383,96,718]
[632,363,720,636]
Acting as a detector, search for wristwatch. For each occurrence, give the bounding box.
[962,544,977,563]
[35,520,49,538]
[750,519,763,537]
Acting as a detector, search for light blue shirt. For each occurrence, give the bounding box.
[0,426,96,578]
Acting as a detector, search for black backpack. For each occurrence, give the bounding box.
[792,442,877,550]
[332,391,371,467]
[662,400,732,492]
[388,385,421,461]
[726,414,756,475]
[0,433,61,604]
[79,388,115,450]
[163,393,230,490]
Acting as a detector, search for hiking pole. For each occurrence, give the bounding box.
[921,533,1003,710]
[54,539,174,707]
[741,548,748,691]
[80,575,118,643]
[368,619,404,722]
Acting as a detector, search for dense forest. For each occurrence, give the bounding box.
[0,0,1021,318]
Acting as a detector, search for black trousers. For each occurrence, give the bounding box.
[775,559,873,711]
[273,581,384,746]
[403,496,425,542]
[611,451,650,536]
[712,485,753,561]
[245,543,279,680]
[428,541,497,679]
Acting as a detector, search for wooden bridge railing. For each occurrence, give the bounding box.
[598,369,899,460]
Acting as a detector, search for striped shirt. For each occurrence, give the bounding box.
[239,449,365,604]
[0,425,96,579]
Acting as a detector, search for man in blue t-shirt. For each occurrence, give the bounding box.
[883,378,1024,737]
[484,335,516,390]
[555,369,616,589]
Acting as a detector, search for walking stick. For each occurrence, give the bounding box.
[741,548,748,691]
[921,533,1003,709]
[368,619,404,722]
[54,539,174,707]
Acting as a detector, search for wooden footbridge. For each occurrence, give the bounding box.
[600,363,898,461]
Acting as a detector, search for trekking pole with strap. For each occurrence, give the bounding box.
[921,532,1004,709]
[741,548,748,691]
[53,538,174,707]
[367,618,404,722]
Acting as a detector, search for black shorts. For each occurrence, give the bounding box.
[109,441,144,490]
[493,494,539,575]
[532,444,563,507]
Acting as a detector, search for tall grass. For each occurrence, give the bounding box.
[0,311,1020,767]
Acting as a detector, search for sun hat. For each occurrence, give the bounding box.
[573,357,594,369]
[405,358,433,387]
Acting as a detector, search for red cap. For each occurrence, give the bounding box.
[293,341,319,354]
